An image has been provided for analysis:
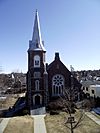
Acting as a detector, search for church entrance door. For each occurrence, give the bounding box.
[35,95,40,105]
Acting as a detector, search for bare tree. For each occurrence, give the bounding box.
[60,86,85,133]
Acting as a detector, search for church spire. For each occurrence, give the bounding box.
[29,10,45,51]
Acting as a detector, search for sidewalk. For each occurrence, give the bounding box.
[85,112,100,125]
[32,115,47,133]
[0,118,11,133]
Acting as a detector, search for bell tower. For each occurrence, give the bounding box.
[27,10,47,110]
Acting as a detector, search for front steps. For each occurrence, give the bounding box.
[30,107,46,115]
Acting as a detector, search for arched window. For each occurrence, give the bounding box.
[52,74,64,96]
[34,55,40,67]
[35,80,39,90]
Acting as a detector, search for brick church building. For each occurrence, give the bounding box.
[26,11,81,110]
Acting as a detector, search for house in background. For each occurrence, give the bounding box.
[82,84,100,98]
[26,10,82,111]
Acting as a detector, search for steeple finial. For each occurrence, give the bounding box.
[29,10,45,51]
[36,9,38,13]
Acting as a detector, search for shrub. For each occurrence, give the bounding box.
[50,110,59,115]
[47,100,64,110]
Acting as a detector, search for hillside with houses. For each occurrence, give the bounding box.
[0,73,26,95]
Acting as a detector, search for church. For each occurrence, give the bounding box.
[26,11,81,110]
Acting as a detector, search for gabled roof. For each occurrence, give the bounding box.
[47,53,71,73]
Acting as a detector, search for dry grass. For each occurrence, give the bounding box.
[4,115,34,133]
[0,94,20,109]
[45,111,100,133]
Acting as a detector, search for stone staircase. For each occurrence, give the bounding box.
[30,107,46,115]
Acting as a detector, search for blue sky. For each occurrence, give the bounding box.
[0,0,100,73]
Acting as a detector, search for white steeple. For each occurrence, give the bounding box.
[29,10,46,51]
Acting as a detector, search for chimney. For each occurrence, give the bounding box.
[55,52,60,60]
